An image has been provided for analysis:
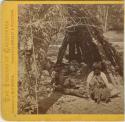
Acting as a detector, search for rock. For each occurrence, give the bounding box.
[110,88,120,97]
[69,65,76,72]
[81,62,87,67]
[46,88,51,92]
[42,70,50,76]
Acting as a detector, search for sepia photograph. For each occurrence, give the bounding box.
[18,4,124,114]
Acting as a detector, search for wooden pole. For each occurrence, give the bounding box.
[104,6,109,32]
[56,33,69,64]
[69,38,76,61]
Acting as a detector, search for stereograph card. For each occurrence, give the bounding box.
[1,0,124,121]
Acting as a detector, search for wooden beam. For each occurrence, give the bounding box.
[56,34,69,64]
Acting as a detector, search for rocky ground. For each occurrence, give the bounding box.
[46,85,124,114]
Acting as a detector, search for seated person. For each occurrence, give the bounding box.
[86,62,111,103]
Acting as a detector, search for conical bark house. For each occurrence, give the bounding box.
[56,5,122,84]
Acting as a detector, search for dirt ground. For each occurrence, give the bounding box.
[46,31,124,114]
